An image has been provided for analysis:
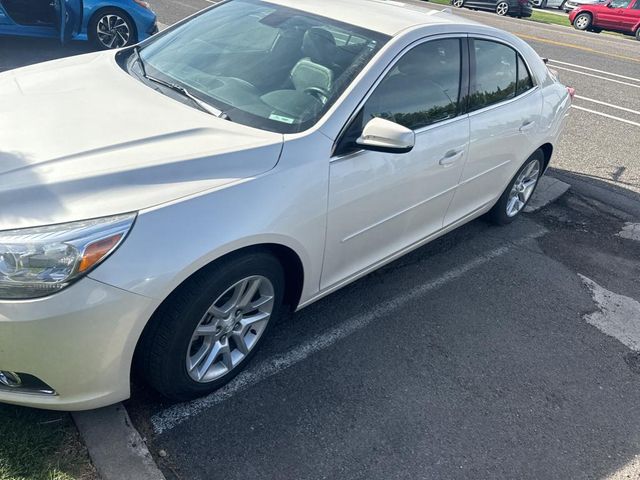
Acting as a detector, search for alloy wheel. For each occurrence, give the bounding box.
[574,14,590,29]
[96,14,131,49]
[496,1,509,14]
[506,159,540,217]
[186,275,275,383]
[453,0,465,7]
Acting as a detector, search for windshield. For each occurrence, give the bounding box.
[138,0,389,133]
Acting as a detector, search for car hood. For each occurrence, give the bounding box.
[0,52,283,230]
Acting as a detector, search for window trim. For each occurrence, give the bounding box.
[332,33,470,160]
[466,35,540,118]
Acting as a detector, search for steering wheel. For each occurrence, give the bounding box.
[304,86,330,105]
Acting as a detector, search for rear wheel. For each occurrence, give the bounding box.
[88,8,137,50]
[496,1,510,15]
[635,27,640,41]
[559,0,566,8]
[139,252,286,401]
[452,0,465,7]
[486,150,543,225]
[573,12,592,30]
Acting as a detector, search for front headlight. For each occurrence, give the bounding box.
[0,214,136,300]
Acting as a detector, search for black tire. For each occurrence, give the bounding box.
[541,0,548,8]
[486,150,544,225]
[88,8,137,50]
[573,12,592,30]
[559,0,566,9]
[635,28,640,41]
[138,251,286,401]
[496,1,510,15]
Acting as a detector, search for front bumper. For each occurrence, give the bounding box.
[0,278,154,410]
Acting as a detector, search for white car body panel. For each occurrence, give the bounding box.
[0,0,571,409]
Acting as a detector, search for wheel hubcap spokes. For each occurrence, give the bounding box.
[576,17,587,28]
[506,160,540,217]
[97,15,130,48]
[497,3,508,14]
[186,275,274,383]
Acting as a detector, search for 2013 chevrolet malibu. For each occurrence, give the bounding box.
[0,0,572,410]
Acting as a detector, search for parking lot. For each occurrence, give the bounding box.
[1,1,640,479]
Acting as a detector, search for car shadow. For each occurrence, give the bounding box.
[0,36,93,72]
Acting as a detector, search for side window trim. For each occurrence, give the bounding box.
[332,34,471,159]
[467,36,539,117]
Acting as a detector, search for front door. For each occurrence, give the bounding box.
[321,37,470,289]
[0,2,10,25]
[619,0,640,30]
[55,0,81,43]
[597,0,632,28]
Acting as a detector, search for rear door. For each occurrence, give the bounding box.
[444,37,542,225]
[55,0,82,43]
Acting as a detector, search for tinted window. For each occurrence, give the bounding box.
[610,0,631,7]
[469,40,517,111]
[516,55,533,95]
[633,0,640,8]
[361,38,462,130]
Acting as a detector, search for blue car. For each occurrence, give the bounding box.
[0,0,157,49]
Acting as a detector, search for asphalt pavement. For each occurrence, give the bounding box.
[2,2,640,479]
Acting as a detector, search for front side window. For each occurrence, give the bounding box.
[136,0,388,133]
[633,0,640,8]
[361,38,463,131]
[609,0,631,7]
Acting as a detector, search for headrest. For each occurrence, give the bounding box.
[302,27,337,66]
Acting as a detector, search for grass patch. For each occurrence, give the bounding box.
[428,0,452,5]
[0,405,95,480]
[529,9,571,27]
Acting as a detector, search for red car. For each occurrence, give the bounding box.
[569,0,640,39]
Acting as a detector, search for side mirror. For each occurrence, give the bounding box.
[356,118,415,154]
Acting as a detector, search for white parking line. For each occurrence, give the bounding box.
[151,228,547,434]
[572,105,640,128]
[575,95,640,116]
[552,65,640,89]
[549,59,640,83]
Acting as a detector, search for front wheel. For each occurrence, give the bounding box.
[486,151,543,225]
[138,252,286,401]
[573,12,592,30]
[496,1,510,15]
[88,9,137,50]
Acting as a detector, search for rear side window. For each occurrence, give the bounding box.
[361,38,463,130]
[469,40,517,111]
[516,55,533,95]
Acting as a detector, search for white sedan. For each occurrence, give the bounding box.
[0,0,571,410]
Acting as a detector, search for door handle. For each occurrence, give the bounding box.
[439,149,464,166]
[519,120,536,132]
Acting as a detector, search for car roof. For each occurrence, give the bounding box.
[260,0,479,36]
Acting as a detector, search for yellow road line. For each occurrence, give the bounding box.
[517,33,640,64]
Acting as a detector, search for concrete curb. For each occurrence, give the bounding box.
[524,176,571,213]
[73,403,165,480]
